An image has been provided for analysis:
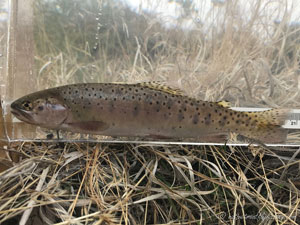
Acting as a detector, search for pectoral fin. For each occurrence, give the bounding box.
[67,121,109,133]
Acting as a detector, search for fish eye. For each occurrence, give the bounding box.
[22,101,33,110]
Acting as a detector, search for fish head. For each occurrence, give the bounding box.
[11,91,69,129]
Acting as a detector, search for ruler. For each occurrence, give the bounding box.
[232,107,300,129]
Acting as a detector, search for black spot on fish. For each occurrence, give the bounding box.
[205,117,211,125]
[178,114,184,121]
[133,105,139,116]
[202,103,206,106]
[193,115,198,125]
[109,102,114,111]
[219,120,225,126]
[156,101,159,105]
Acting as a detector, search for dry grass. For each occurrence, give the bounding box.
[2,0,300,224]
[1,142,300,224]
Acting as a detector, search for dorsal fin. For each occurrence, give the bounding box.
[138,81,185,95]
[217,100,231,108]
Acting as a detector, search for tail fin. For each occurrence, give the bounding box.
[239,109,289,143]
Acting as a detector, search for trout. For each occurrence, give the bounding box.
[10,82,289,143]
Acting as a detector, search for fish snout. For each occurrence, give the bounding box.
[10,101,33,122]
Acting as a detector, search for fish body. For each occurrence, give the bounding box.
[10,82,289,143]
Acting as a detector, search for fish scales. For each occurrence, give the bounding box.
[10,83,289,143]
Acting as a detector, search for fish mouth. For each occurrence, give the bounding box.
[11,107,33,123]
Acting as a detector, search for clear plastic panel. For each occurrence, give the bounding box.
[2,0,300,144]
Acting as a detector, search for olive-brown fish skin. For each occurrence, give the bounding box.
[11,83,288,143]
